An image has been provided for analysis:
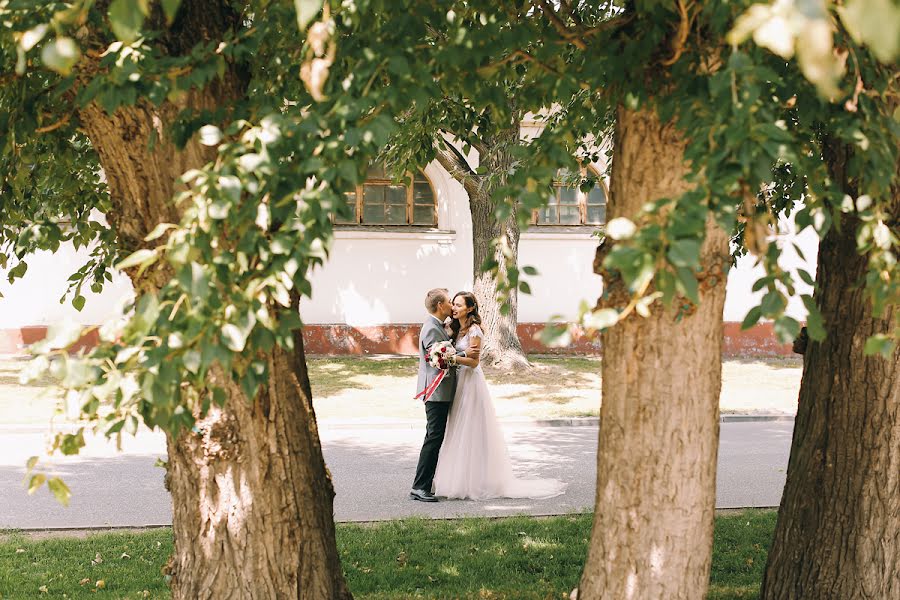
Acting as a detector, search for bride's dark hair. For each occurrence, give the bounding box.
[449,291,482,341]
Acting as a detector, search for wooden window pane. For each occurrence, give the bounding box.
[364,184,384,205]
[558,186,577,205]
[587,184,606,206]
[385,185,406,204]
[559,205,580,225]
[413,182,432,203]
[413,204,434,225]
[385,203,407,224]
[538,205,558,224]
[586,204,606,224]
[363,202,384,224]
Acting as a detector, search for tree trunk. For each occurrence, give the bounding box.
[76,25,352,600]
[577,105,729,599]
[436,126,531,371]
[760,142,900,600]
[164,338,351,599]
[470,125,529,371]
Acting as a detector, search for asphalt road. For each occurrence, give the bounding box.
[0,420,794,529]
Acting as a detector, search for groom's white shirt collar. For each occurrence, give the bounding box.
[429,314,444,326]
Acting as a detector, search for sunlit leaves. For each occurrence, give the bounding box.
[108,0,148,44]
[295,0,324,32]
[40,37,81,76]
[837,0,900,63]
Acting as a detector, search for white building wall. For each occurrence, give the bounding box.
[0,164,820,331]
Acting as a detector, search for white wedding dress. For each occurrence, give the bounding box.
[433,325,566,500]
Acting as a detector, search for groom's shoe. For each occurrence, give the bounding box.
[409,488,438,502]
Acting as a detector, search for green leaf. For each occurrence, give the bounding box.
[199,125,222,146]
[26,456,39,473]
[760,290,787,316]
[773,316,801,343]
[7,261,28,281]
[536,323,572,348]
[178,263,210,302]
[797,269,816,287]
[161,0,181,24]
[741,306,762,330]
[522,266,538,276]
[72,295,86,311]
[183,349,201,374]
[667,239,701,268]
[41,37,81,76]
[864,334,895,358]
[47,477,71,507]
[801,295,826,341]
[518,281,532,294]
[109,0,146,43]
[221,323,248,352]
[144,223,176,241]
[837,0,900,63]
[675,267,699,304]
[116,248,158,271]
[583,308,619,330]
[295,0,324,32]
[27,473,46,495]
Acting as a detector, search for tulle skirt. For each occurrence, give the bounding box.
[433,365,566,500]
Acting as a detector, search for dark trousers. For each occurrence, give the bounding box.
[412,400,452,492]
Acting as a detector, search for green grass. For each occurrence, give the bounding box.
[1,511,777,599]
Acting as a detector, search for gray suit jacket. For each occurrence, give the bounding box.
[416,315,458,403]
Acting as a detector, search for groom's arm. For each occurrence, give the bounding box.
[421,325,445,357]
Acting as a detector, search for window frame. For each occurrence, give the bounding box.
[533,165,608,227]
[337,168,438,227]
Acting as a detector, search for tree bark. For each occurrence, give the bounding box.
[577,105,729,599]
[74,4,353,597]
[435,127,531,371]
[760,141,900,600]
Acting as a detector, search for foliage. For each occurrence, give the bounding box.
[0,511,778,599]
[0,0,896,491]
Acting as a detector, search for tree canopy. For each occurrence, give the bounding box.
[1,0,896,491]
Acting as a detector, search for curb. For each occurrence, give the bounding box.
[3,507,782,536]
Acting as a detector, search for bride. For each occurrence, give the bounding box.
[433,291,566,500]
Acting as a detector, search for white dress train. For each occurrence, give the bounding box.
[433,325,566,500]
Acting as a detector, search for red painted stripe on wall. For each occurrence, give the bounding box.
[1,322,792,357]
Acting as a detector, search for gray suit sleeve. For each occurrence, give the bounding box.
[421,323,446,357]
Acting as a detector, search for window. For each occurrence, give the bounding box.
[534,167,607,226]
[337,164,437,226]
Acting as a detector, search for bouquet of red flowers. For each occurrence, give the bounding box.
[428,340,457,370]
[414,341,458,402]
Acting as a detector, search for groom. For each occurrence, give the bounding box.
[409,288,476,502]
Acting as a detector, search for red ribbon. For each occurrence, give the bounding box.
[413,369,446,403]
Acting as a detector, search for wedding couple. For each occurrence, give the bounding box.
[409,288,566,502]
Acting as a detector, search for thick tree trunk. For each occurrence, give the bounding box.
[470,198,528,371]
[577,106,729,599]
[436,126,531,371]
[164,339,351,599]
[760,143,900,600]
[76,23,352,600]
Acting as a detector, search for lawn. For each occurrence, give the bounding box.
[0,510,776,599]
[0,355,802,425]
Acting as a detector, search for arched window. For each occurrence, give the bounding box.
[336,164,437,226]
[534,166,607,226]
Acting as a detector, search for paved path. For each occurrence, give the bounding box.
[0,420,794,529]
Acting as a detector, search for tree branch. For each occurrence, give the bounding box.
[434,136,481,198]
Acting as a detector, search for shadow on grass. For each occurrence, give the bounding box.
[308,357,418,397]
